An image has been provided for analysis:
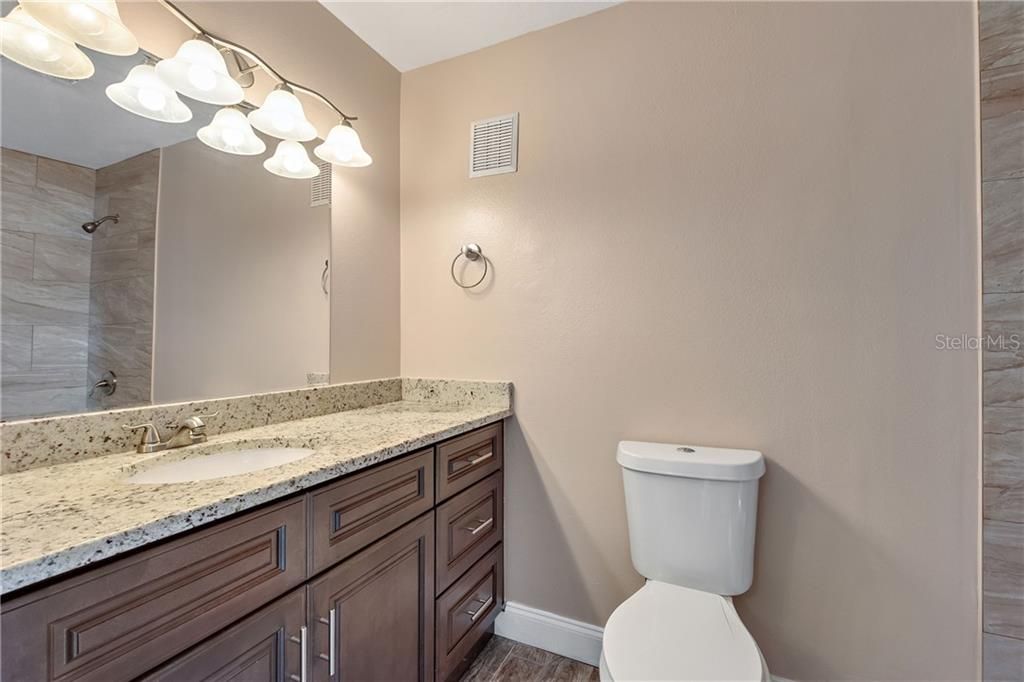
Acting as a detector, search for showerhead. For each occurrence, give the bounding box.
[82,214,119,234]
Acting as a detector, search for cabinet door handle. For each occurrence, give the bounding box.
[466,596,494,622]
[329,607,337,676]
[288,625,308,682]
[317,608,337,676]
[462,517,494,535]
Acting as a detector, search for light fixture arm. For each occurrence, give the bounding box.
[157,0,356,122]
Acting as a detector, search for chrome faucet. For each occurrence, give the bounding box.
[122,412,219,454]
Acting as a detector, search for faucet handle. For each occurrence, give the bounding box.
[181,411,219,431]
[122,423,161,446]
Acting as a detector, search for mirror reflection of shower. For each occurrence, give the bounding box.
[82,213,119,234]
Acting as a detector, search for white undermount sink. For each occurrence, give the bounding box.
[125,446,316,484]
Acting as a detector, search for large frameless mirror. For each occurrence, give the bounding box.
[1,45,332,421]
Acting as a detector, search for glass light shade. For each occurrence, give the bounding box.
[314,122,372,167]
[21,0,138,56]
[198,107,265,156]
[0,6,94,79]
[155,38,244,105]
[264,140,320,179]
[248,88,317,142]
[106,63,191,123]
[345,149,372,168]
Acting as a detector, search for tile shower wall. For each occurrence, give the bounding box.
[980,2,1024,679]
[87,150,159,411]
[1,149,94,419]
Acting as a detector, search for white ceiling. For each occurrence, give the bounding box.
[1,51,220,169]
[318,1,620,72]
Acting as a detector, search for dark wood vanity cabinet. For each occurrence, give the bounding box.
[435,472,503,594]
[0,498,307,682]
[0,421,505,682]
[435,545,503,682]
[142,588,308,682]
[309,448,435,576]
[436,423,502,501]
[309,513,435,682]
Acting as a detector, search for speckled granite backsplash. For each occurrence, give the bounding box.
[401,378,513,406]
[0,378,512,474]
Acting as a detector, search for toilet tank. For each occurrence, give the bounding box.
[617,441,765,595]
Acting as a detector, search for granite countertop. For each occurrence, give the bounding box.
[0,399,512,595]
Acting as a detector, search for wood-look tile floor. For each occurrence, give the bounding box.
[461,636,599,682]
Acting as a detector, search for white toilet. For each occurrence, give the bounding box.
[600,441,769,682]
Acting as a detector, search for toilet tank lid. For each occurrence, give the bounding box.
[617,441,765,481]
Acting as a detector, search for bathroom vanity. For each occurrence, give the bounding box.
[0,380,510,682]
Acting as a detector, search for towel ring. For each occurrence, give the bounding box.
[451,243,488,289]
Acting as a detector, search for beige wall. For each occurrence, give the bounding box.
[121,1,401,384]
[400,2,980,679]
[153,139,329,403]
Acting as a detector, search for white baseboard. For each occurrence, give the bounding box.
[494,601,604,667]
[495,602,795,681]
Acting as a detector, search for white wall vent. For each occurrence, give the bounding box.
[310,161,332,206]
[469,113,518,178]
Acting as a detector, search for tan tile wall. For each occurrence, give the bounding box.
[980,2,1024,679]
[1,149,94,419]
[86,150,159,411]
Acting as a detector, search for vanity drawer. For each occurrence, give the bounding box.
[0,497,306,682]
[309,447,434,574]
[436,472,503,593]
[436,545,503,682]
[436,422,503,502]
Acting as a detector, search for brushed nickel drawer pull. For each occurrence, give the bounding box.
[463,517,494,535]
[466,596,494,622]
[466,451,493,466]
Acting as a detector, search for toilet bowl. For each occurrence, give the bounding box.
[601,441,769,681]
[599,581,769,681]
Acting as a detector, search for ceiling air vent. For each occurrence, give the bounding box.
[469,113,518,178]
[310,161,332,206]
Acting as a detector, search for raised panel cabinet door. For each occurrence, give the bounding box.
[142,588,307,681]
[0,498,306,682]
[309,448,434,575]
[308,513,435,682]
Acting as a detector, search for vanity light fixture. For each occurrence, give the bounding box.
[264,140,320,179]
[248,85,317,142]
[0,0,374,176]
[106,62,192,123]
[0,6,95,80]
[20,0,138,56]
[155,37,244,106]
[152,0,372,171]
[314,120,373,167]
[198,107,265,156]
